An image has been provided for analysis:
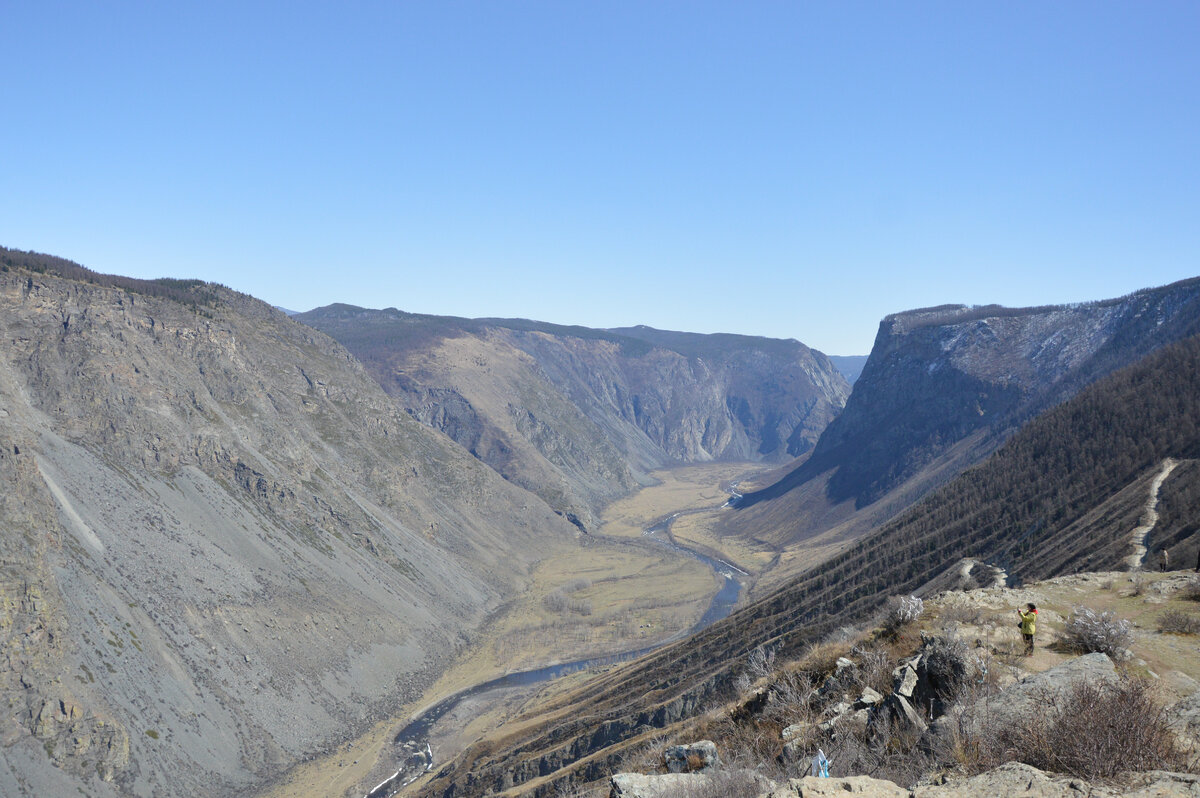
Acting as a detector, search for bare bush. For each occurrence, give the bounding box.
[882,595,924,635]
[543,592,568,613]
[1126,575,1149,597]
[746,645,776,681]
[563,578,592,593]
[1181,576,1200,602]
[939,603,985,626]
[965,677,1186,780]
[1058,606,1133,660]
[850,645,894,696]
[1158,608,1200,635]
[567,599,593,616]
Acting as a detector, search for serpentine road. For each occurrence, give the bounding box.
[364,515,746,798]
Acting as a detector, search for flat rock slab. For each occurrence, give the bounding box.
[765,775,909,797]
[913,762,1200,797]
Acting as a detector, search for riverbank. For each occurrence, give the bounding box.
[257,462,770,798]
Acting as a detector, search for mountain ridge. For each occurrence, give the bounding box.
[297,304,850,529]
[0,251,583,797]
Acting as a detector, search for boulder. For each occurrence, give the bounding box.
[893,665,918,698]
[854,687,883,709]
[876,693,927,737]
[835,657,857,678]
[662,740,719,773]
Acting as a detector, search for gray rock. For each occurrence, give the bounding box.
[928,652,1116,743]
[611,772,708,798]
[611,770,773,798]
[913,761,1200,797]
[893,665,919,698]
[1168,689,1200,754]
[881,693,927,735]
[781,722,809,742]
[764,774,910,797]
[662,739,720,773]
[854,687,883,708]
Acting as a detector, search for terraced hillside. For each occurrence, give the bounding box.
[412,331,1200,797]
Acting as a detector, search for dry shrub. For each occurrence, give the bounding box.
[1158,608,1200,635]
[1058,606,1133,660]
[1181,576,1200,602]
[939,603,985,626]
[1126,575,1150,597]
[674,769,766,798]
[850,644,895,697]
[962,677,1186,780]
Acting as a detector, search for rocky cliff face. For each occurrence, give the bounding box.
[297,308,850,528]
[0,258,578,797]
[744,278,1200,511]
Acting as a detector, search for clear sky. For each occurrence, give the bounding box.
[3,2,1198,355]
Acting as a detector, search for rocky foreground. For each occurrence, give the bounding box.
[604,571,1200,798]
[612,762,1200,797]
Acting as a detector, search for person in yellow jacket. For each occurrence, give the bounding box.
[1018,603,1038,656]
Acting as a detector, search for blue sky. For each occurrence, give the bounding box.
[3,2,1198,355]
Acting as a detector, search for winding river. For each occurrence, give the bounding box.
[364,518,745,798]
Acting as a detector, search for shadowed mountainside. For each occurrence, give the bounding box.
[749,280,1200,512]
[0,250,581,797]
[296,306,850,529]
[724,280,1200,577]
[413,330,1200,797]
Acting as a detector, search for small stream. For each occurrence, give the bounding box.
[364,513,744,797]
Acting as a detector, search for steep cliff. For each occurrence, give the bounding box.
[297,307,849,528]
[740,278,1200,514]
[0,252,578,797]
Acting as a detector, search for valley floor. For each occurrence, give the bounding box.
[257,462,778,798]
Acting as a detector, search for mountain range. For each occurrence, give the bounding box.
[296,305,850,530]
[2,246,1198,798]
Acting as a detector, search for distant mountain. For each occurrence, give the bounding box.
[296,307,850,529]
[0,249,580,797]
[828,354,868,384]
[417,327,1200,798]
[738,279,1200,517]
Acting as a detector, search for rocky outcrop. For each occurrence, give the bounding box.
[928,653,1117,744]
[912,762,1200,797]
[741,277,1200,511]
[662,739,720,773]
[297,306,850,528]
[611,764,1200,798]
